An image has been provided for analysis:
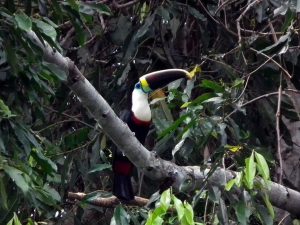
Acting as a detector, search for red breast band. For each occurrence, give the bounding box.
[131,114,151,127]
[113,161,134,176]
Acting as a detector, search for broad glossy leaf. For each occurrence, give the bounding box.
[255,152,270,181]
[173,195,184,220]
[158,114,190,139]
[34,20,57,41]
[3,165,30,193]
[200,80,224,93]
[262,194,274,218]
[14,12,32,31]
[160,189,171,211]
[7,213,21,225]
[189,93,216,106]
[234,201,251,225]
[80,2,111,16]
[30,148,57,174]
[256,204,273,225]
[182,202,194,225]
[43,184,61,202]
[67,0,79,11]
[245,152,256,189]
[114,205,129,225]
[43,62,67,81]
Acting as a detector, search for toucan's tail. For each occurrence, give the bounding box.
[113,174,134,201]
[112,143,135,201]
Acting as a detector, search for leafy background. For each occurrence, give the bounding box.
[0,0,300,224]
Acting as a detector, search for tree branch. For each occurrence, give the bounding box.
[68,192,148,207]
[25,30,300,217]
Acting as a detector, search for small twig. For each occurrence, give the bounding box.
[236,0,262,46]
[249,48,292,79]
[112,0,139,8]
[43,106,95,129]
[215,0,236,14]
[225,91,280,120]
[268,19,278,43]
[36,119,80,133]
[202,56,243,74]
[285,88,300,94]
[276,75,283,184]
[160,23,177,68]
[68,192,149,207]
[234,54,277,102]
[60,27,75,48]
[278,213,290,225]
[197,0,237,37]
[47,137,95,158]
[240,28,285,35]
[269,19,283,184]
[204,195,209,224]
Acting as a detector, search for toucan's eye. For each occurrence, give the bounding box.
[135,82,141,89]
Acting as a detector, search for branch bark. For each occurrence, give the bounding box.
[68,192,148,207]
[26,31,300,217]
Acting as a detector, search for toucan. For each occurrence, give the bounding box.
[112,69,194,201]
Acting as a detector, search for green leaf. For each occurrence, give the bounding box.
[244,152,256,189]
[67,0,80,11]
[34,20,57,41]
[14,12,32,31]
[43,184,61,202]
[113,205,129,225]
[234,200,251,225]
[3,165,30,193]
[158,114,190,139]
[203,96,224,104]
[235,172,243,187]
[7,213,22,225]
[189,93,216,106]
[255,152,270,181]
[225,179,236,191]
[80,2,112,16]
[262,194,274,218]
[43,62,67,81]
[200,80,224,93]
[160,189,171,211]
[0,98,15,118]
[182,202,194,225]
[88,164,111,173]
[173,195,184,220]
[30,148,57,174]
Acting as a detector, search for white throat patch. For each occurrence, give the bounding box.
[131,88,151,122]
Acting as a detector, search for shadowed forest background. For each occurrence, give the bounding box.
[0,0,300,224]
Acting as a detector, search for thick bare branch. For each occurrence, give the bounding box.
[25,30,300,217]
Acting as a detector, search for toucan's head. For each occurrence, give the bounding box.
[132,68,199,122]
[138,69,194,94]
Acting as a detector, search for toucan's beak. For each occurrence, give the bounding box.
[139,69,193,93]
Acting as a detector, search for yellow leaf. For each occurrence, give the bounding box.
[224,145,243,153]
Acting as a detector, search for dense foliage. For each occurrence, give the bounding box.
[0,0,300,224]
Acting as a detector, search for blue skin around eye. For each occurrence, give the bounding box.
[135,82,141,89]
[135,82,149,94]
